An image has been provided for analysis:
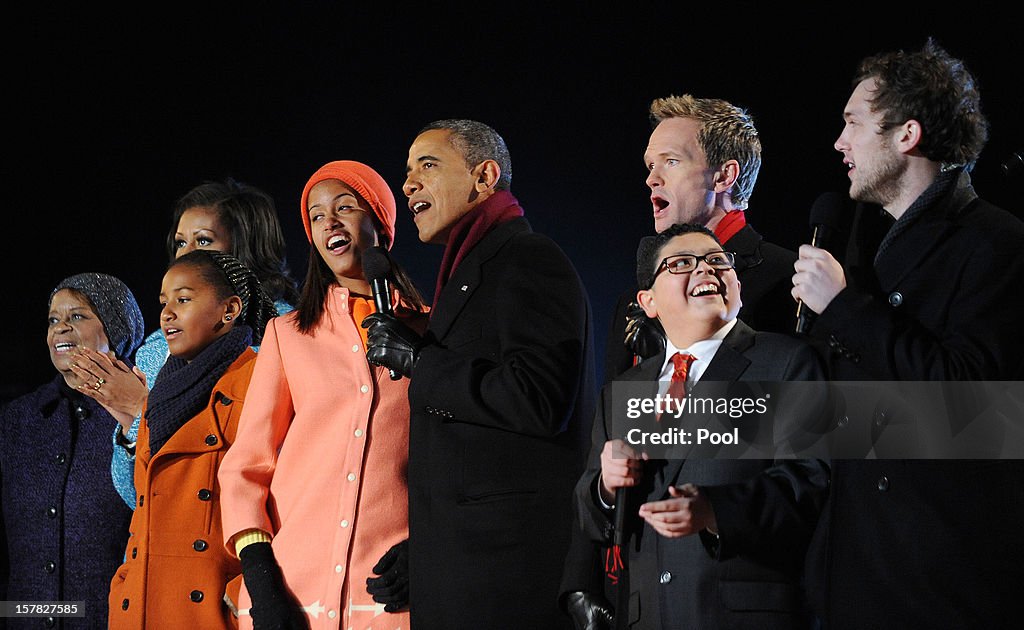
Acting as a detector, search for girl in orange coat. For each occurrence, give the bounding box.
[108,249,275,629]
[218,160,427,630]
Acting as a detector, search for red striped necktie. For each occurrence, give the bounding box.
[659,352,696,421]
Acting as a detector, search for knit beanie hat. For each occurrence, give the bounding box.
[50,273,145,359]
[300,160,397,249]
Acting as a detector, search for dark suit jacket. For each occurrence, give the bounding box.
[804,171,1024,629]
[406,216,596,630]
[604,223,797,384]
[576,320,830,630]
[563,223,798,622]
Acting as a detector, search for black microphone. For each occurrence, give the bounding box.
[613,487,628,548]
[796,192,846,335]
[362,246,400,381]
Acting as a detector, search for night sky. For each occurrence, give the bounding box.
[4,3,1022,401]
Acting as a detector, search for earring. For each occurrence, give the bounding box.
[224,315,233,322]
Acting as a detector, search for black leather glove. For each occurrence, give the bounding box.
[564,590,614,630]
[366,539,409,613]
[623,300,665,361]
[361,313,424,378]
[238,542,307,630]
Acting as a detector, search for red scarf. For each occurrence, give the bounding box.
[714,210,747,244]
[433,190,524,306]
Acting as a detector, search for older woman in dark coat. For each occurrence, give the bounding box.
[1,272,144,629]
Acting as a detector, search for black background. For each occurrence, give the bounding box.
[4,3,1022,401]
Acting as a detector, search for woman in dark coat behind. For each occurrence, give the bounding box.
[1,272,144,629]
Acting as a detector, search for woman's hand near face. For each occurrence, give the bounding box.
[72,346,148,432]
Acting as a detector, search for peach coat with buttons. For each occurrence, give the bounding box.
[219,287,422,630]
[109,348,257,630]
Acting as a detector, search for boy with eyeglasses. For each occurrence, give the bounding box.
[572,222,831,630]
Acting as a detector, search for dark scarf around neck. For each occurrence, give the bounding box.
[433,190,524,306]
[874,167,960,265]
[146,325,252,455]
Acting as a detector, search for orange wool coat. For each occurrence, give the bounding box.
[109,349,257,630]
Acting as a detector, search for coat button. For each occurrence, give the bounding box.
[874,410,888,427]
[131,547,137,559]
[888,291,903,307]
[205,435,218,446]
[44,560,56,573]
[877,476,890,492]
[122,598,129,610]
[55,453,66,465]
[193,539,208,552]
[197,489,212,501]
[47,506,57,518]
[659,571,673,584]
[837,415,849,428]
[73,405,89,420]
[190,590,204,603]
[44,617,56,628]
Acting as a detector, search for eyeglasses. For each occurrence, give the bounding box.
[653,251,736,281]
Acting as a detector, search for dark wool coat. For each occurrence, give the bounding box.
[406,217,596,630]
[805,172,1024,629]
[2,376,133,629]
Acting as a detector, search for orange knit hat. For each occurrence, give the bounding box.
[300,160,397,250]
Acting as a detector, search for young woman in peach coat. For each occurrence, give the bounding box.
[218,160,427,630]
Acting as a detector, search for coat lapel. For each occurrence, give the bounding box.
[874,172,977,290]
[652,320,754,498]
[426,218,530,341]
[724,224,763,271]
[874,215,955,290]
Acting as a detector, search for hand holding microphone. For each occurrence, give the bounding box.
[793,192,847,333]
[361,246,421,380]
[599,438,646,554]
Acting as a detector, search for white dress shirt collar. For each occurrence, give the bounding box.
[657,318,738,386]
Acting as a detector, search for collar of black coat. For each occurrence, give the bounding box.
[427,216,532,341]
[873,169,977,289]
[722,223,765,272]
